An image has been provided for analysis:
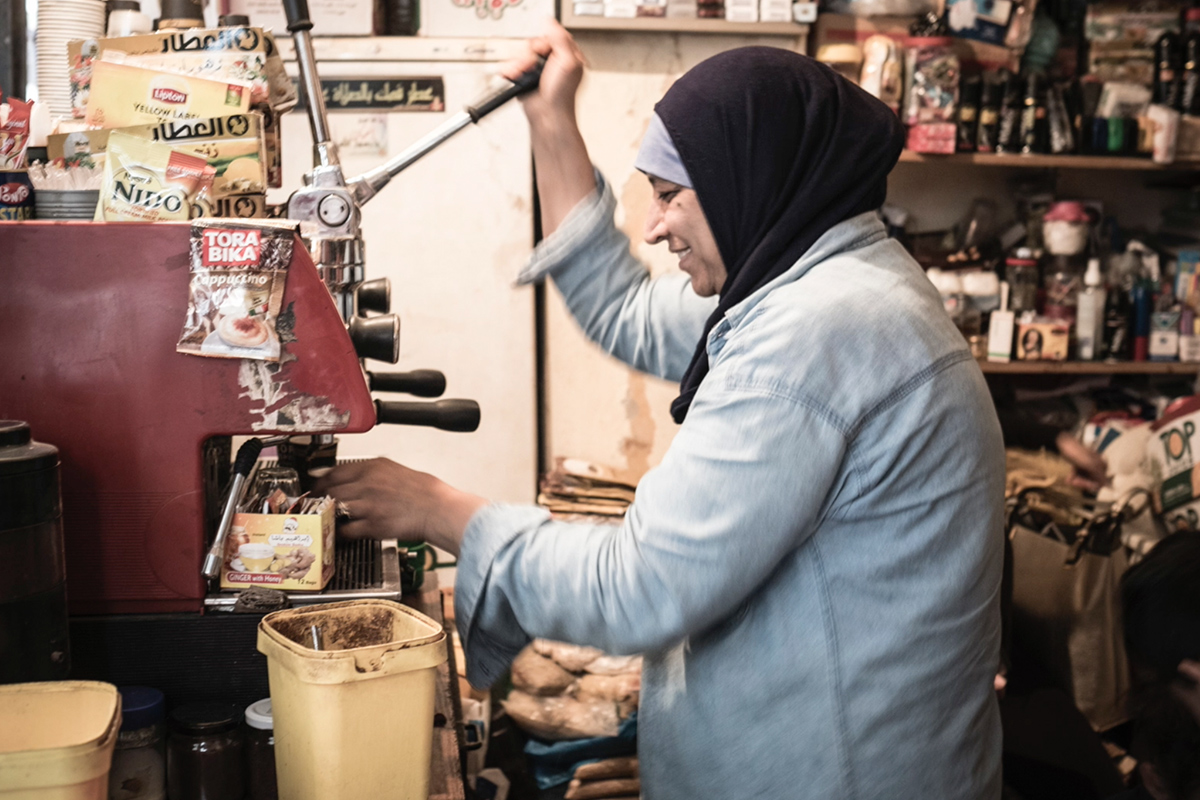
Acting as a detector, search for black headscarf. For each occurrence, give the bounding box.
[654,47,906,423]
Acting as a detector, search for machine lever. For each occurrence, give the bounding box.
[355,278,391,314]
[368,370,447,398]
[281,0,313,31]
[349,58,546,204]
[202,438,265,580]
[348,314,400,363]
[466,58,546,122]
[376,399,481,432]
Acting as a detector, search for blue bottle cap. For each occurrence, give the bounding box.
[118,686,165,732]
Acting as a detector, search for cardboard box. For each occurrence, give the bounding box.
[220,499,335,591]
[51,113,268,197]
[84,61,251,130]
[69,27,295,120]
[1016,320,1069,361]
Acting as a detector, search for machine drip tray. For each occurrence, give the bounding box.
[203,537,405,611]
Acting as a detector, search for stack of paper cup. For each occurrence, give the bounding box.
[36,0,107,119]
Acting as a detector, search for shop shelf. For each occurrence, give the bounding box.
[979,360,1200,375]
[560,8,810,36]
[899,151,1200,170]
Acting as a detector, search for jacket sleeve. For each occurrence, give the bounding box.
[516,171,716,383]
[453,374,849,688]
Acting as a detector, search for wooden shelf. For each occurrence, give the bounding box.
[560,8,809,36]
[979,360,1200,375]
[898,151,1200,170]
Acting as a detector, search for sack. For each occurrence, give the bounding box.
[1007,489,1149,731]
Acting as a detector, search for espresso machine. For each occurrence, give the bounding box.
[0,1,540,695]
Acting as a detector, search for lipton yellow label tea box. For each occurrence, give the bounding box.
[220,499,336,592]
[85,60,251,130]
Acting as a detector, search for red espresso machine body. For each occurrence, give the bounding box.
[0,221,376,614]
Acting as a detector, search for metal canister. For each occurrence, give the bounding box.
[0,171,35,221]
[0,420,70,683]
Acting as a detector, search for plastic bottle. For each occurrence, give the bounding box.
[1154,29,1184,109]
[1103,279,1132,361]
[1076,258,1106,361]
[1182,10,1200,115]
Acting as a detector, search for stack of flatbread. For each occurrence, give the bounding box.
[537,458,640,517]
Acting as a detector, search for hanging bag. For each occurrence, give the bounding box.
[1007,489,1149,731]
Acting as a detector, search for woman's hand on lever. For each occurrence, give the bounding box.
[312,459,486,557]
[502,20,595,237]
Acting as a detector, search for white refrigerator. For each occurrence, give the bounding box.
[276,37,537,504]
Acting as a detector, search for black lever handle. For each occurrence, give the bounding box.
[376,399,480,432]
[348,314,400,364]
[281,0,314,31]
[368,370,446,398]
[356,278,391,314]
[466,57,545,124]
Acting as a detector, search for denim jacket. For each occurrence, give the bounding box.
[455,173,1005,800]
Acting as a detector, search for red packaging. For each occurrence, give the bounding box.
[906,123,957,154]
[0,97,33,169]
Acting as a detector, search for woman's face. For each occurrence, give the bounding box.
[644,177,727,297]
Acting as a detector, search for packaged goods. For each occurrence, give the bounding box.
[0,170,35,220]
[1147,398,1200,530]
[1016,318,1070,360]
[219,499,335,591]
[96,131,214,222]
[511,649,577,696]
[0,97,33,169]
[52,114,267,196]
[859,35,903,112]
[903,38,959,127]
[178,218,297,362]
[84,61,251,129]
[69,27,296,119]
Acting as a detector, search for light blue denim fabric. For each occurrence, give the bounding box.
[455,173,1005,800]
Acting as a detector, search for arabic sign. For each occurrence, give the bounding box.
[292,78,446,112]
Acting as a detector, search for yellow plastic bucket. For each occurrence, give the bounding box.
[0,681,121,800]
[257,599,447,800]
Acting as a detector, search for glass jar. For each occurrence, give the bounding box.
[109,687,166,800]
[252,467,301,501]
[1005,252,1041,314]
[167,703,246,800]
[1043,254,1083,328]
[244,699,277,800]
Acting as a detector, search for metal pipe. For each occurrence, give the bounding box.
[292,28,336,166]
[351,111,473,202]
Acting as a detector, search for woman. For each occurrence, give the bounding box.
[317,24,1006,799]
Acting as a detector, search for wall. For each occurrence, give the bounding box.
[543,30,808,478]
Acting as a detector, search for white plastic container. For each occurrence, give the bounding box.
[257,600,447,800]
[0,681,121,800]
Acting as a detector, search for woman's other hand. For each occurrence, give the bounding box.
[1055,431,1109,493]
[312,458,486,556]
